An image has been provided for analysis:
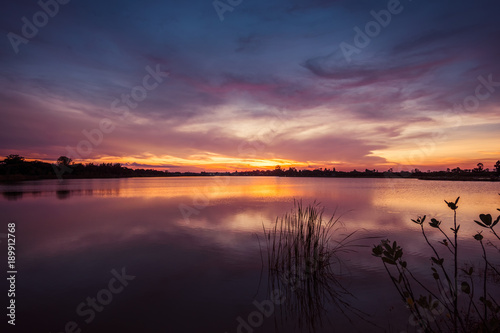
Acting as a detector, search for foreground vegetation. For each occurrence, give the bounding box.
[263,201,372,331]
[264,198,500,332]
[373,196,500,332]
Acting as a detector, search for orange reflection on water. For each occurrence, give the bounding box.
[2,177,499,257]
[114,177,304,200]
[370,180,500,235]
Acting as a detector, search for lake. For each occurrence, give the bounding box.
[1,177,499,332]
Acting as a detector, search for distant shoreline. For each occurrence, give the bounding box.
[1,173,499,183]
[1,155,499,183]
[417,177,500,182]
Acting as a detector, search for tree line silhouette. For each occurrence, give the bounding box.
[1,154,499,181]
[0,154,167,181]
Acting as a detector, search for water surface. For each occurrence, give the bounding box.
[1,177,499,332]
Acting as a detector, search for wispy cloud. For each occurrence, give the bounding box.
[1,0,499,171]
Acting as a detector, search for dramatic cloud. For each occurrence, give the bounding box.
[1,0,499,171]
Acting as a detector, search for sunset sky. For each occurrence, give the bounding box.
[2,0,500,172]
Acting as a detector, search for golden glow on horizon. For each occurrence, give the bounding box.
[74,153,311,171]
[19,107,500,172]
[51,149,499,172]
[26,148,499,172]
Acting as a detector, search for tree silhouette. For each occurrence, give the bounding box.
[57,156,72,166]
[495,160,500,175]
[4,154,25,164]
[476,162,484,172]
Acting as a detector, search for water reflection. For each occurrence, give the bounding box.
[2,188,120,200]
[56,190,71,200]
[263,202,379,332]
[2,191,24,200]
[0,177,499,332]
[267,253,367,333]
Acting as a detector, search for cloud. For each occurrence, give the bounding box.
[1,0,500,170]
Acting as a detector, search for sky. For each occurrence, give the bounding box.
[1,0,500,172]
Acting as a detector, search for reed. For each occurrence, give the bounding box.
[264,200,341,277]
[263,200,370,332]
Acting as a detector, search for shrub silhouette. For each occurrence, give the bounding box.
[373,196,500,332]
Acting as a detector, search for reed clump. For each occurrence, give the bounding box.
[263,200,367,332]
[264,200,341,277]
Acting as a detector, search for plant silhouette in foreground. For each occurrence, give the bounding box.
[373,196,500,332]
[264,200,371,332]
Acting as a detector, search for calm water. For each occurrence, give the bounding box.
[1,177,499,332]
